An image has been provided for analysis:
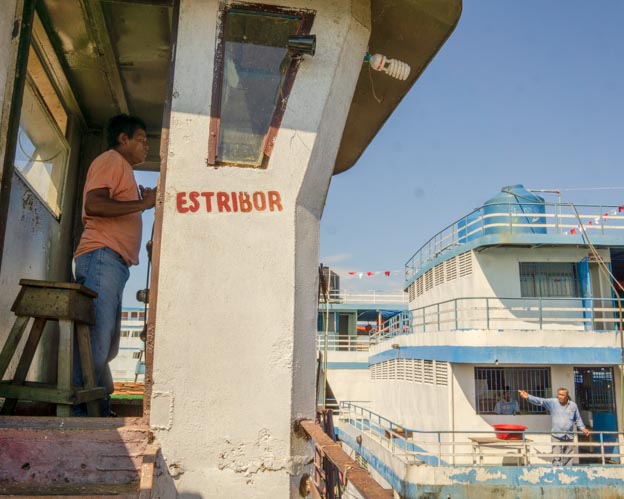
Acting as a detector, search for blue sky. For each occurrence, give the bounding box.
[124,1,624,306]
[320,0,624,293]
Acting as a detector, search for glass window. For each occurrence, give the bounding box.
[209,6,313,167]
[14,78,69,218]
[519,262,580,297]
[132,351,142,359]
[27,46,67,135]
[474,366,551,414]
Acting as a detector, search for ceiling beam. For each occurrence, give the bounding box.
[99,0,173,5]
[78,0,129,115]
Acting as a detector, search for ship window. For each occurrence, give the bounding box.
[208,5,314,168]
[14,77,69,218]
[474,367,551,414]
[520,262,580,297]
[132,351,142,359]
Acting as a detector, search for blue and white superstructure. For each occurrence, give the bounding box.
[336,185,624,497]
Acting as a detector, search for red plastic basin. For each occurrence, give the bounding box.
[492,424,528,440]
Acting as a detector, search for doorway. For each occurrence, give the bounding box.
[574,366,619,462]
[0,0,175,417]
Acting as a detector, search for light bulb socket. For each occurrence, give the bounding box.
[288,35,316,56]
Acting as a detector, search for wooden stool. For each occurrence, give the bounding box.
[0,279,106,416]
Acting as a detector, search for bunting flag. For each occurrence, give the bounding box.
[562,206,622,236]
[337,270,403,278]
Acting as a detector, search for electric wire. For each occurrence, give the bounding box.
[569,203,624,441]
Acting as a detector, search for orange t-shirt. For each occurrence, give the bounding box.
[74,149,142,266]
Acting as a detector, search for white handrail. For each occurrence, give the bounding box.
[369,296,624,340]
[405,203,624,281]
[339,402,624,467]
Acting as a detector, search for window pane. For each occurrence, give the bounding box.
[519,262,579,298]
[14,81,68,217]
[217,11,300,166]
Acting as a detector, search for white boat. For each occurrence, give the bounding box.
[334,185,624,497]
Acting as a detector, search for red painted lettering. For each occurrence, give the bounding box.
[268,191,283,212]
[217,192,231,212]
[252,191,266,211]
[178,190,282,214]
[231,191,239,212]
[188,191,200,212]
[176,192,189,213]
[201,192,215,212]
[239,192,252,212]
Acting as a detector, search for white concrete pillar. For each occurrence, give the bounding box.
[150,0,370,496]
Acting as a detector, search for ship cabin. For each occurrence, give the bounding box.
[317,266,407,412]
[337,185,624,497]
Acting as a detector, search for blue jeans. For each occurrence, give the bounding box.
[72,247,129,416]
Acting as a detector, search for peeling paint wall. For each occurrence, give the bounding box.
[0,174,56,381]
[338,423,624,498]
[150,0,370,496]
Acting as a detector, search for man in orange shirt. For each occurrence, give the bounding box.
[73,114,156,416]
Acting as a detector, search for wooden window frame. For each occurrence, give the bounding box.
[207,2,315,168]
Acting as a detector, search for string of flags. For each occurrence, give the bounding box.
[565,206,624,235]
[342,270,403,279]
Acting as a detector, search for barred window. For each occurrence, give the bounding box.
[475,367,551,414]
[519,262,580,297]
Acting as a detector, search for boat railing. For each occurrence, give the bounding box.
[319,289,408,305]
[369,311,412,344]
[316,334,371,352]
[339,402,624,467]
[370,297,624,341]
[405,203,624,282]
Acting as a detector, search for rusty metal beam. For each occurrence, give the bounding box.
[298,419,393,499]
[142,0,180,423]
[78,0,129,115]
[100,0,173,6]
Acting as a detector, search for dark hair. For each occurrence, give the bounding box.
[106,114,146,148]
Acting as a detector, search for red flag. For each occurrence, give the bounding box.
[348,272,356,276]
[618,205,624,212]
[384,271,391,276]
[570,228,577,235]
[366,272,374,277]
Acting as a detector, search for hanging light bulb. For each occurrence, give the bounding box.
[367,53,411,81]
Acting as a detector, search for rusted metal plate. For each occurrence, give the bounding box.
[299,419,392,499]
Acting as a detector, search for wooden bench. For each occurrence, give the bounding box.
[0,279,105,416]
